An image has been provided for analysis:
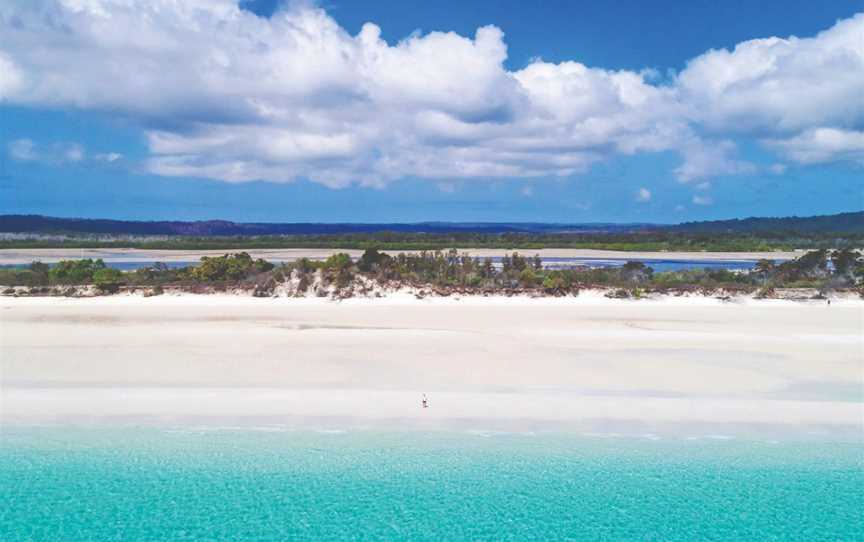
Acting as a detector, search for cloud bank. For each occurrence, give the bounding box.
[1,1,862,187]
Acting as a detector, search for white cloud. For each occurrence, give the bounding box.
[0,53,24,99]
[95,152,123,162]
[765,128,864,165]
[692,195,713,206]
[635,187,651,202]
[676,14,864,135]
[673,139,757,182]
[768,163,787,175]
[6,138,125,165]
[521,185,534,197]
[61,143,85,162]
[0,2,861,186]
[8,139,37,161]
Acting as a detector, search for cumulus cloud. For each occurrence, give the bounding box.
[635,187,651,202]
[674,140,755,182]
[0,1,861,187]
[676,14,864,135]
[692,195,713,206]
[765,128,864,165]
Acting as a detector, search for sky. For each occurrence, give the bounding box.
[1,0,862,223]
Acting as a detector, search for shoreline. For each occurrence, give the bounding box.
[4,387,861,442]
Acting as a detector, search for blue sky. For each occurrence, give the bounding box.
[1,0,862,223]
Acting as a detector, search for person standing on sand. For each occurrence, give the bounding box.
[422,394,429,409]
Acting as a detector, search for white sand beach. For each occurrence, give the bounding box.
[0,247,802,265]
[1,294,862,438]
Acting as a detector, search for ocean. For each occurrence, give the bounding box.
[1,427,861,541]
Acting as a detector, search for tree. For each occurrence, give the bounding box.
[510,253,527,272]
[323,253,353,270]
[254,258,275,273]
[93,268,125,287]
[358,248,390,272]
[542,271,567,290]
[707,268,740,283]
[831,249,861,278]
[754,259,774,275]
[501,254,512,274]
[621,261,653,283]
[294,258,317,274]
[532,254,543,271]
[480,258,495,279]
[519,268,540,287]
[793,249,829,278]
[48,258,106,284]
[28,261,50,286]
[191,252,266,281]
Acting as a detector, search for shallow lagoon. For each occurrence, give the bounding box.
[2,256,762,273]
[1,427,861,540]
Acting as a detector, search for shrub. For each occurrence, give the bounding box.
[93,267,125,286]
[0,268,34,286]
[519,268,540,287]
[324,253,353,270]
[358,248,391,272]
[254,258,275,273]
[191,252,268,282]
[29,261,50,285]
[48,259,107,284]
[622,261,653,283]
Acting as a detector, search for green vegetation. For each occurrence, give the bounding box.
[190,252,274,282]
[48,258,108,284]
[2,249,862,297]
[1,230,862,252]
[0,262,48,287]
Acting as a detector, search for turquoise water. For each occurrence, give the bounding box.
[1,427,862,541]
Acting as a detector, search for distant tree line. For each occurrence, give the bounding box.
[1,230,863,252]
[2,211,861,236]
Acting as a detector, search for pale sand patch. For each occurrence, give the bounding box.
[0,247,801,265]
[1,296,861,437]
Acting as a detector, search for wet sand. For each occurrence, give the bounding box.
[0,248,801,265]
